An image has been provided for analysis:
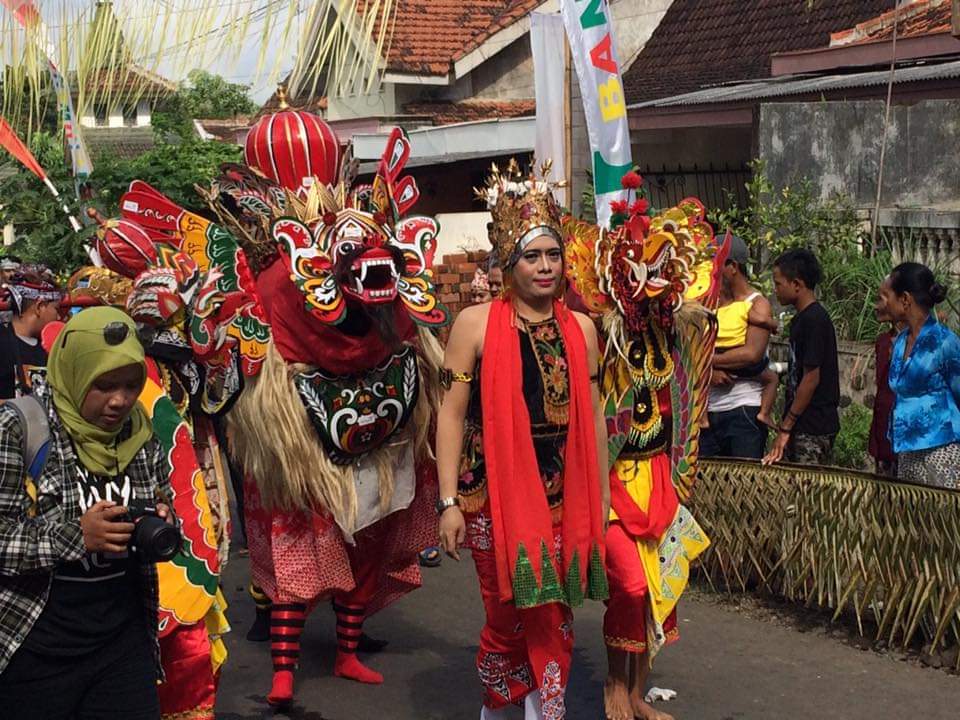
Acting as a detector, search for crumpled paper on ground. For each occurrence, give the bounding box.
[645,687,678,703]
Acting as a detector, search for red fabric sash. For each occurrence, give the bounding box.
[481,298,604,604]
[609,452,678,541]
[256,258,415,374]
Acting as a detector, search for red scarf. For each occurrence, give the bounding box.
[609,452,678,540]
[481,299,606,607]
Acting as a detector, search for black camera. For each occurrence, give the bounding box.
[123,501,182,563]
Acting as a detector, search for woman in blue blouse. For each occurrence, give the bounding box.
[882,263,960,490]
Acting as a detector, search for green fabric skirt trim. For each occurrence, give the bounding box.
[510,541,609,609]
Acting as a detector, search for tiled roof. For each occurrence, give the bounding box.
[79,66,177,98]
[830,0,952,45]
[195,116,254,142]
[624,0,895,105]
[403,99,535,125]
[372,0,543,75]
[82,126,156,160]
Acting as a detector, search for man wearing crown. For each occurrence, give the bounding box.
[437,161,609,720]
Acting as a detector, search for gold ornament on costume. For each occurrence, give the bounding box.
[64,266,133,308]
[476,159,567,270]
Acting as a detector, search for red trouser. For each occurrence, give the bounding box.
[157,622,216,720]
[473,547,573,719]
[602,520,677,653]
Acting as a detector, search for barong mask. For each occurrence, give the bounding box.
[91,214,259,375]
[271,127,448,329]
[565,174,714,336]
[564,175,726,461]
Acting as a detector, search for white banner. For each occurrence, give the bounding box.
[560,0,632,227]
[530,11,568,208]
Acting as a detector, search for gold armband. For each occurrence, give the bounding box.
[440,368,474,390]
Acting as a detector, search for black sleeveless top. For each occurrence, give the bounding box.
[457,317,569,518]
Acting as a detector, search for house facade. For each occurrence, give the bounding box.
[622,0,899,211]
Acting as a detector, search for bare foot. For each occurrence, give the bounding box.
[604,675,633,720]
[630,695,675,720]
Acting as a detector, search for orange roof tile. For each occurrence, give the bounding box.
[624,0,894,105]
[830,0,953,46]
[373,0,543,75]
[403,99,535,125]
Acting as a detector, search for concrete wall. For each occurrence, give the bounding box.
[569,58,590,219]
[759,99,960,210]
[609,0,674,68]
[468,36,536,100]
[327,84,397,121]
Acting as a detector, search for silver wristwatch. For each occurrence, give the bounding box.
[436,496,460,515]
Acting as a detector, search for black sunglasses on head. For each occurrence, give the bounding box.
[62,321,133,348]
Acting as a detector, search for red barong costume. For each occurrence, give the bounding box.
[455,163,608,719]
[565,188,726,662]
[96,97,448,709]
[195,114,447,705]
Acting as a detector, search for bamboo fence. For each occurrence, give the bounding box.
[692,459,960,666]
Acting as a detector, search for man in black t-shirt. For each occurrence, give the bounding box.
[763,248,840,466]
[0,266,62,399]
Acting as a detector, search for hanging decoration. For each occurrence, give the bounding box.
[0,0,399,138]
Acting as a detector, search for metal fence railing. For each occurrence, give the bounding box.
[641,163,751,213]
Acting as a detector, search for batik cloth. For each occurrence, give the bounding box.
[888,314,960,454]
[243,460,437,614]
[898,442,960,491]
[603,385,709,658]
[473,539,572,719]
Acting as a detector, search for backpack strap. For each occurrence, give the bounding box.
[2,396,51,517]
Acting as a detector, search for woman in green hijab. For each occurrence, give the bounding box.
[0,306,172,719]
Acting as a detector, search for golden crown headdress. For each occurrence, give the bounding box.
[476,159,566,270]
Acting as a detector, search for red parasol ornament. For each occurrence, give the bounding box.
[244,85,341,194]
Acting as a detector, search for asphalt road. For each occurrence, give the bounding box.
[215,550,960,720]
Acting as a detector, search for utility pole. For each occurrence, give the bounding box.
[953,0,960,38]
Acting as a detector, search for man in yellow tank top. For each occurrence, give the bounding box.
[701,236,776,459]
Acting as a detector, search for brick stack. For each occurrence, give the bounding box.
[433,249,490,318]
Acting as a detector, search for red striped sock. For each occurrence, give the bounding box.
[268,603,305,705]
[333,601,383,684]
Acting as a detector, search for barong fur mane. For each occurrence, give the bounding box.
[227,326,443,533]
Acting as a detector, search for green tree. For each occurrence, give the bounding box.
[0,131,94,274]
[0,136,241,274]
[89,138,242,211]
[153,69,258,139]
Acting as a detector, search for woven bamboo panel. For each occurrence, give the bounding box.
[693,460,960,661]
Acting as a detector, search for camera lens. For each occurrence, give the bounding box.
[132,515,182,562]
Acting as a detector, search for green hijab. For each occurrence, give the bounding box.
[47,307,152,476]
